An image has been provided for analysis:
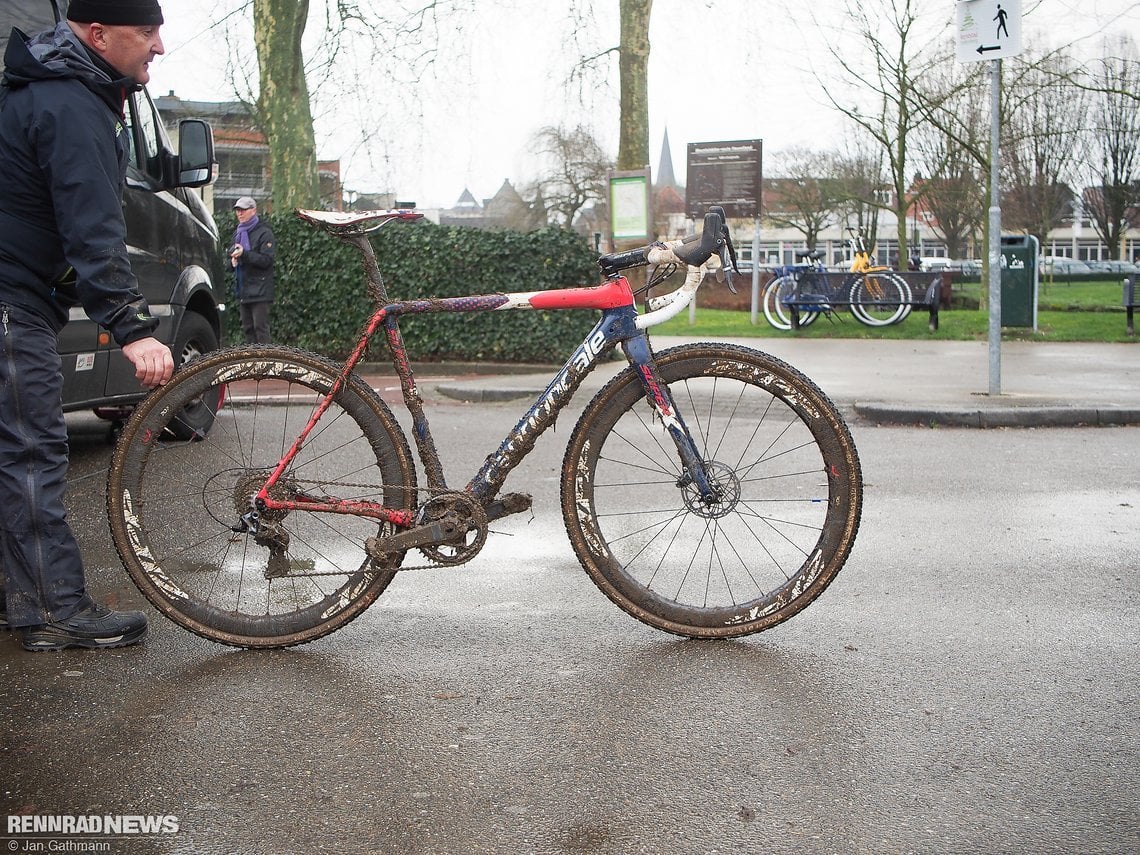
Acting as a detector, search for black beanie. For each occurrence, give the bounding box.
[66,0,164,26]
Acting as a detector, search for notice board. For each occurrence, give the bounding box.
[685,139,763,219]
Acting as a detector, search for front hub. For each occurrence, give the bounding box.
[680,460,741,519]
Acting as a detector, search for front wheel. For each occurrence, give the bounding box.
[107,346,418,648]
[762,275,819,330]
[560,343,862,638]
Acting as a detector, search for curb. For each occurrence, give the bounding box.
[432,385,1140,428]
[434,384,543,403]
[853,403,1140,428]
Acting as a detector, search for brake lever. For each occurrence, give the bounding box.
[718,223,740,294]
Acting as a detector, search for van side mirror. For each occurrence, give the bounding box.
[177,119,215,188]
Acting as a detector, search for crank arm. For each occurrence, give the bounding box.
[484,491,532,522]
[365,515,459,559]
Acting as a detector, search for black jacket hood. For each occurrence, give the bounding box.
[3,22,137,115]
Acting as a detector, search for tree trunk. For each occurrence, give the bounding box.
[253,0,320,210]
[617,0,652,172]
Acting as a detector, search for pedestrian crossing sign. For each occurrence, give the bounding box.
[957,0,1022,63]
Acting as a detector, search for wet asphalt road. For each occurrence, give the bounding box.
[1,393,1137,855]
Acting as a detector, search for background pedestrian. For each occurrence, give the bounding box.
[229,196,276,344]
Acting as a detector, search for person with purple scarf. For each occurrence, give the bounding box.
[229,196,276,344]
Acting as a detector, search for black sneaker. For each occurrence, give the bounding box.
[21,601,147,652]
[0,592,7,630]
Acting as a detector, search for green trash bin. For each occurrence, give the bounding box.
[999,234,1039,329]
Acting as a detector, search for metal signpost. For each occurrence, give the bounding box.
[685,140,763,323]
[957,0,1022,394]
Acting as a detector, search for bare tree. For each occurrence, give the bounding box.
[764,148,844,250]
[527,125,613,228]
[253,0,319,209]
[1077,34,1140,259]
[1001,47,1089,250]
[831,135,888,254]
[615,0,651,171]
[910,64,988,258]
[566,0,653,173]
[808,0,952,261]
[915,165,986,259]
[218,0,469,209]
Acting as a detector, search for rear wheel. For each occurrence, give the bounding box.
[167,313,223,440]
[848,272,912,326]
[91,313,222,436]
[107,346,417,648]
[561,343,862,638]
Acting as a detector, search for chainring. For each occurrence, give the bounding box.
[416,491,488,566]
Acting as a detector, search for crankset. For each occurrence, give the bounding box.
[364,490,489,568]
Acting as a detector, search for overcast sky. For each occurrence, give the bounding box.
[145,0,1139,209]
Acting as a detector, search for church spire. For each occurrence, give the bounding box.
[657,127,677,188]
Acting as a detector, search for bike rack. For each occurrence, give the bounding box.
[780,271,948,331]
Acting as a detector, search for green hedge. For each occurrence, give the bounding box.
[216,213,602,362]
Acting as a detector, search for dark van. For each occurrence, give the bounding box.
[1,0,224,437]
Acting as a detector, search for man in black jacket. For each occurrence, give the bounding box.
[229,196,276,344]
[0,0,173,651]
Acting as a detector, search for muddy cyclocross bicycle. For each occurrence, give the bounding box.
[107,205,863,648]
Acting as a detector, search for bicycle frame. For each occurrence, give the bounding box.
[254,231,717,528]
[848,232,889,275]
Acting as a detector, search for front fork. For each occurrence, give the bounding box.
[622,333,717,502]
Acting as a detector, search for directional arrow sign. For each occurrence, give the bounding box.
[957,0,1022,63]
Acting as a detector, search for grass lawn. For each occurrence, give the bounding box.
[657,279,1138,343]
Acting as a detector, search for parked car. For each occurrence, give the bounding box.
[1086,260,1139,275]
[917,256,955,271]
[1040,256,1094,276]
[916,257,982,275]
[1,4,226,438]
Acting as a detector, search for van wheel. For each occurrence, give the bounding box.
[167,313,222,440]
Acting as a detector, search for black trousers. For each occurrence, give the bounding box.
[239,300,272,344]
[0,304,89,627]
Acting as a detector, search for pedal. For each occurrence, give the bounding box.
[485,492,533,522]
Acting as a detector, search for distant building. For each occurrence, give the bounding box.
[439,180,546,231]
[657,127,677,189]
[439,188,486,227]
[655,128,687,240]
[154,91,342,215]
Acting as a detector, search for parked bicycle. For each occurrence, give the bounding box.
[761,249,828,330]
[761,231,913,330]
[107,206,863,649]
[846,231,913,327]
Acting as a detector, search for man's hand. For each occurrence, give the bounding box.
[122,336,174,388]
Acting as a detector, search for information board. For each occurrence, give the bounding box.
[685,139,763,219]
[609,170,652,242]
